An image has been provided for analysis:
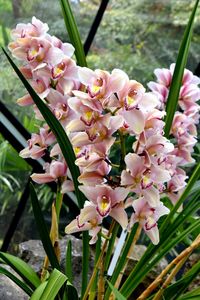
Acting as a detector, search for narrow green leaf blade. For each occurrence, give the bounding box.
[2,47,85,209]
[164,0,199,137]
[29,183,60,270]
[59,0,87,67]
[66,281,79,300]
[107,281,126,300]
[81,231,89,298]
[30,282,48,300]
[178,286,200,300]
[39,269,67,300]
[65,239,73,283]
[120,219,200,298]
[1,24,9,46]
[0,266,33,296]
[0,252,40,290]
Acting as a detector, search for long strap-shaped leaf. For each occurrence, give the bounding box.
[2,47,85,209]
[107,280,126,300]
[0,252,41,290]
[119,219,200,298]
[164,0,199,137]
[0,266,33,296]
[38,269,67,300]
[59,0,87,67]
[30,183,61,270]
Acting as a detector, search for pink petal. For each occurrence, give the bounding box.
[78,67,96,85]
[123,110,145,134]
[31,173,54,183]
[124,153,144,177]
[110,204,128,229]
[144,224,159,245]
[61,180,74,193]
[17,94,34,106]
[142,186,160,207]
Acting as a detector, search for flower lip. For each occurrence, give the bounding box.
[96,195,111,217]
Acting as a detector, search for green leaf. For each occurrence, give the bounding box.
[66,281,79,300]
[30,282,48,300]
[65,240,73,283]
[0,252,40,290]
[104,223,120,271]
[81,231,89,298]
[104,224,138,300]
[29,183,60,270]
[178,287,200,300]
[1,24,9,46]
[89,233,101,300]
[2,47,85,209]
[164,0,199,137]
[0,174,13,192]
[59,0,87,67]
[39,269,67,300]
[0,266,33,296]
[119,219,200,298]
[107,281,126,300]
[109,191,199,299]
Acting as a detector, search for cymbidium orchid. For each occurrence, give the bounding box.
[9,17,200,247]
[129,197,170,245]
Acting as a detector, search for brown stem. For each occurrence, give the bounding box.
[41,202,61,280]
[82,221,115,300]
[152,253,190,300]
[97,256,105,300]
[136,234,200,300]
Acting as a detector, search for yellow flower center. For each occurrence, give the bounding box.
[100,196,109,212]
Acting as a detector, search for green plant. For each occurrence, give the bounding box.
[0,1,200,299]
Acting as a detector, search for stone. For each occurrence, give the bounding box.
[18,235,94,294]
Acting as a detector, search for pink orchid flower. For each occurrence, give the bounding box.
[20,126,55,159]
[31,160,67,183]
[79,185,129,228]
[65,201,102,244]
[10,16,49,40]
[117,79,145,110]
[130,197,170,245]
[78,67,127,100]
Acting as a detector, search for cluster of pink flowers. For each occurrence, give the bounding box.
[148,65,200,204]
[9,18,200,245]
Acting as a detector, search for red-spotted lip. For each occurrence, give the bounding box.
[145,221,156,231]
[96,205,110,217]
[77,216,85,228]
[80,115,94,126]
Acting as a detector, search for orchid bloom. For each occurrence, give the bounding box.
[20,126,55,159]
[130,197,170,245]
[65,201,102,244]
[31,161,67,183]
[79,185,129,228]
[9,18,200,246]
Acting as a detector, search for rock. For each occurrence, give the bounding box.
[18,238,168,299]
[0,265,28,300]
[125,244,168,282]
